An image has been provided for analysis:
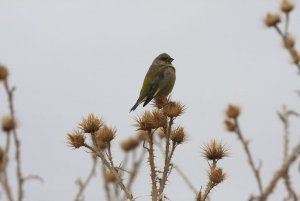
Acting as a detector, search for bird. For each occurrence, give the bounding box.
[130,53,176,112]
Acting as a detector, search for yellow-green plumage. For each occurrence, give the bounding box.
[130,53,176,112]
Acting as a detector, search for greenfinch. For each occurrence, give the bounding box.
[130,53,176,112]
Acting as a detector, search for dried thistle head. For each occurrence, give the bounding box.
[134,111,153,131]
[281,0,294,13]
[224,119,236,132]
[79,114,103,133]
[265,13,281,27]
[171,127,186,144]
[104,171,116,183]
[134,110,167,131]
[0,65,8,81]
[2,116,16,132]
[121,137,139,152]
[202,140,229,161]
[67,130,85,149]
[284,35,295,49]
[94,135,108,150]
[153,97,168,109]
[95,125,116,143]
[152,110,167,126]
[163,101,185,118]
[226,104,240,119]
[209,167,226,184]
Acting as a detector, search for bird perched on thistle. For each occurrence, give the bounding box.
[130,53,176,112]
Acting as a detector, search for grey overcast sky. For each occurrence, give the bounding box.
[1,0,300,200]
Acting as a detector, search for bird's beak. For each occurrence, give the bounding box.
[169,58,174,62]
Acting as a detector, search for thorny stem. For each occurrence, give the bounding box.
[101,165,112,201]
[211,160,217,169]
[154,137,198,196]
[0,134,14,201]
[196,160,219,201]
[158,117,174,196]
[0,177,14,201]
[233,118,263,195]
[4,132,11,160]
[278,107,298,201]
[4,79,24,201]
[74,157,97,201]
[173,165,198,195]
[273,23,300,72]
[258,142,300,201]
[168,142,176,168]
[120,149,147,201]
[147,130,158,201]
[83,143,134,201]
[274,24,284,38]
[283,169,298,201]
[126,149,146,191]
[196,181,216,201]
[107,143,115,169]
[282,115,289,160]
[121,154,129,174]
[284,13,289,36]
[23,175,43,183]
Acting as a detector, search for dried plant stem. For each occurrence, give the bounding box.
[112,174,120,200]
[283,116,289,160]
[283,170,298,201]
[196,160,218,201]
[158,117,174,196]
[167,142,176,168]
[0,177,14,201]
[122,154,129,173]
[147,131,158,201]
[202,181,216,201]
[278,107,298,201]
[234,118,263,195]
[126,149,146,191]
[155,138,198,195]
[83,143,134,201]
[274,24,284,38]
[196,181,216,201]
[4,79,24,201]
[0,137,14,201]
[74,157,97,201]
[174,165,198,195]
[0,100,14,201]
[120,150,146,201]
[284,13,289,35]
[258,142,300,201]
[107,143,115,169]
[101,165,112,201]
[23,175,43,183]
[4,132,11,158]
[273,24,300,71]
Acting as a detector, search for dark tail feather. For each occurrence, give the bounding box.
[130,102,140,112]
[143,95,153,107]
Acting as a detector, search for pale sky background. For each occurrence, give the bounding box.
[1,0,300,201]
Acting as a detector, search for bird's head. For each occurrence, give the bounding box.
[153,53,174,65]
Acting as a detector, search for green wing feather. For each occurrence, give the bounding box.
[130,66,172,111]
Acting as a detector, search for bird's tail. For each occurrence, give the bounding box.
[130,102,140,112]
[130,96,148,112]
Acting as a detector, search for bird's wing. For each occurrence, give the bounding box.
[142,77,161,107]
[142,66,171,107]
